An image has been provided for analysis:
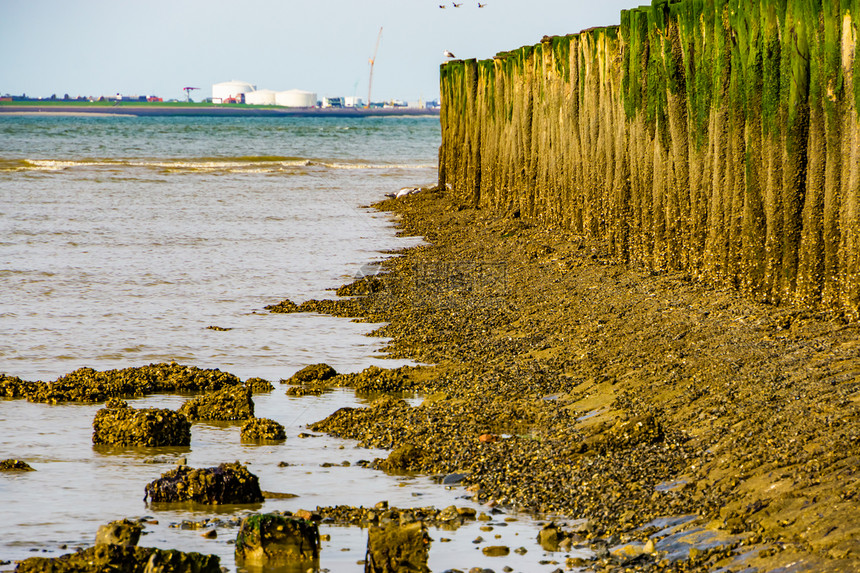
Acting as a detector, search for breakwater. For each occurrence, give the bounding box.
[439,0,860,318]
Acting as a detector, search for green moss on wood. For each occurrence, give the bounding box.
[439,0,860,318]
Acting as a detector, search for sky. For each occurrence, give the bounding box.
[1,0,644,103]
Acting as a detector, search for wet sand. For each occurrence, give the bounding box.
[279,187,860,571]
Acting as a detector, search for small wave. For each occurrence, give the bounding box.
[146,159,312,172]
[7,157,313,174]
[313,161,436,170]
[0,158,36,172]
[5,156,434,174]
[22,159,109,172]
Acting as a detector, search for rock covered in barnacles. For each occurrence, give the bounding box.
[331,365,415,393]
[285,363,338,385]
[482,545,510,556]
[14,544,220,573]
[285,386,326,397]
[365,521,431,573]
[23,362,242,404]
[336,274,386,296]
[143,462,263,504]
[0,459,35,471]
[105,397,128,409]
[244,377,274,393]
[264,299,300,313]
[234,513,320,567]
[309,504,477,528]
[265,297,369,318]
[381,443,423,472]
[537,522,562,551]
[310,396,411,444]
[179,385,254,421]
[0,373,38,399]
[95,519,142,547]
[241,418,286,442]
[602,415,664,451]
[92,405,191,446]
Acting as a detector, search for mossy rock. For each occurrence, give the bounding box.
[244,377,274,393]
[267,297,369,318]
[336,274,386,296]
[92,406,190,447]
[264,299,300,313]
[235,513,320,567]
[241,418,286,442]
[179,385,254,421]
[382,444,423,472]
[332,365,414,393]
[285,386,326,397]
[285,363,338,385]
[0,459,35,471]
[14,544,220,573]
[24,363,242,404]
[365,521,431,573]
[309,397,411,439]
[0,374,38,399]
[95,519,142,547]
[105,397,128,409]
[144,462,263,504]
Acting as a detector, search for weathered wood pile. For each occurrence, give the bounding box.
[440,0,860,318]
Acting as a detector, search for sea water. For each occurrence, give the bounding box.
[0,114,588,571]
[0,114,436,381]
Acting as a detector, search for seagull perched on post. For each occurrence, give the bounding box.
[444,50,456,58]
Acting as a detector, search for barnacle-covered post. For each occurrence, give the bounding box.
[365,521,431,573]
[234,513,320,568]
[438,0,860,318]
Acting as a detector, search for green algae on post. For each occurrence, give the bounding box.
[438,0,860,319]
[234,513,320,567]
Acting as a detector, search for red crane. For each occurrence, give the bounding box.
[182,87,200,102]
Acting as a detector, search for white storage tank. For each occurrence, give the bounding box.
[244,89,277,106]
[212,81,255,104]
[276,89,317,108]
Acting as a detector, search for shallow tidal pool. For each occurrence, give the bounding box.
[0,387,595,572]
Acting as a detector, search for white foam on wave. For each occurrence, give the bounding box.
[26,159,106,171]
[17,157,316,173]
[316,161,436,170]
[14,158,435,174]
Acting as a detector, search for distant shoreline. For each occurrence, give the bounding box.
[0,103,440,118]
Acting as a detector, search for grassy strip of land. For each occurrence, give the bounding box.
[0,101,439,117]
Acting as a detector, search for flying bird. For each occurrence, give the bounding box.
[439,4,446,7]
[444,50,456,58]
[453,2,462,6]
[478,2,487,6]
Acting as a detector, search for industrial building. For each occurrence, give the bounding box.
[212,81,316,108]
[276,89,316,108]
[211,81,256,104]
[244,89,276,106]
